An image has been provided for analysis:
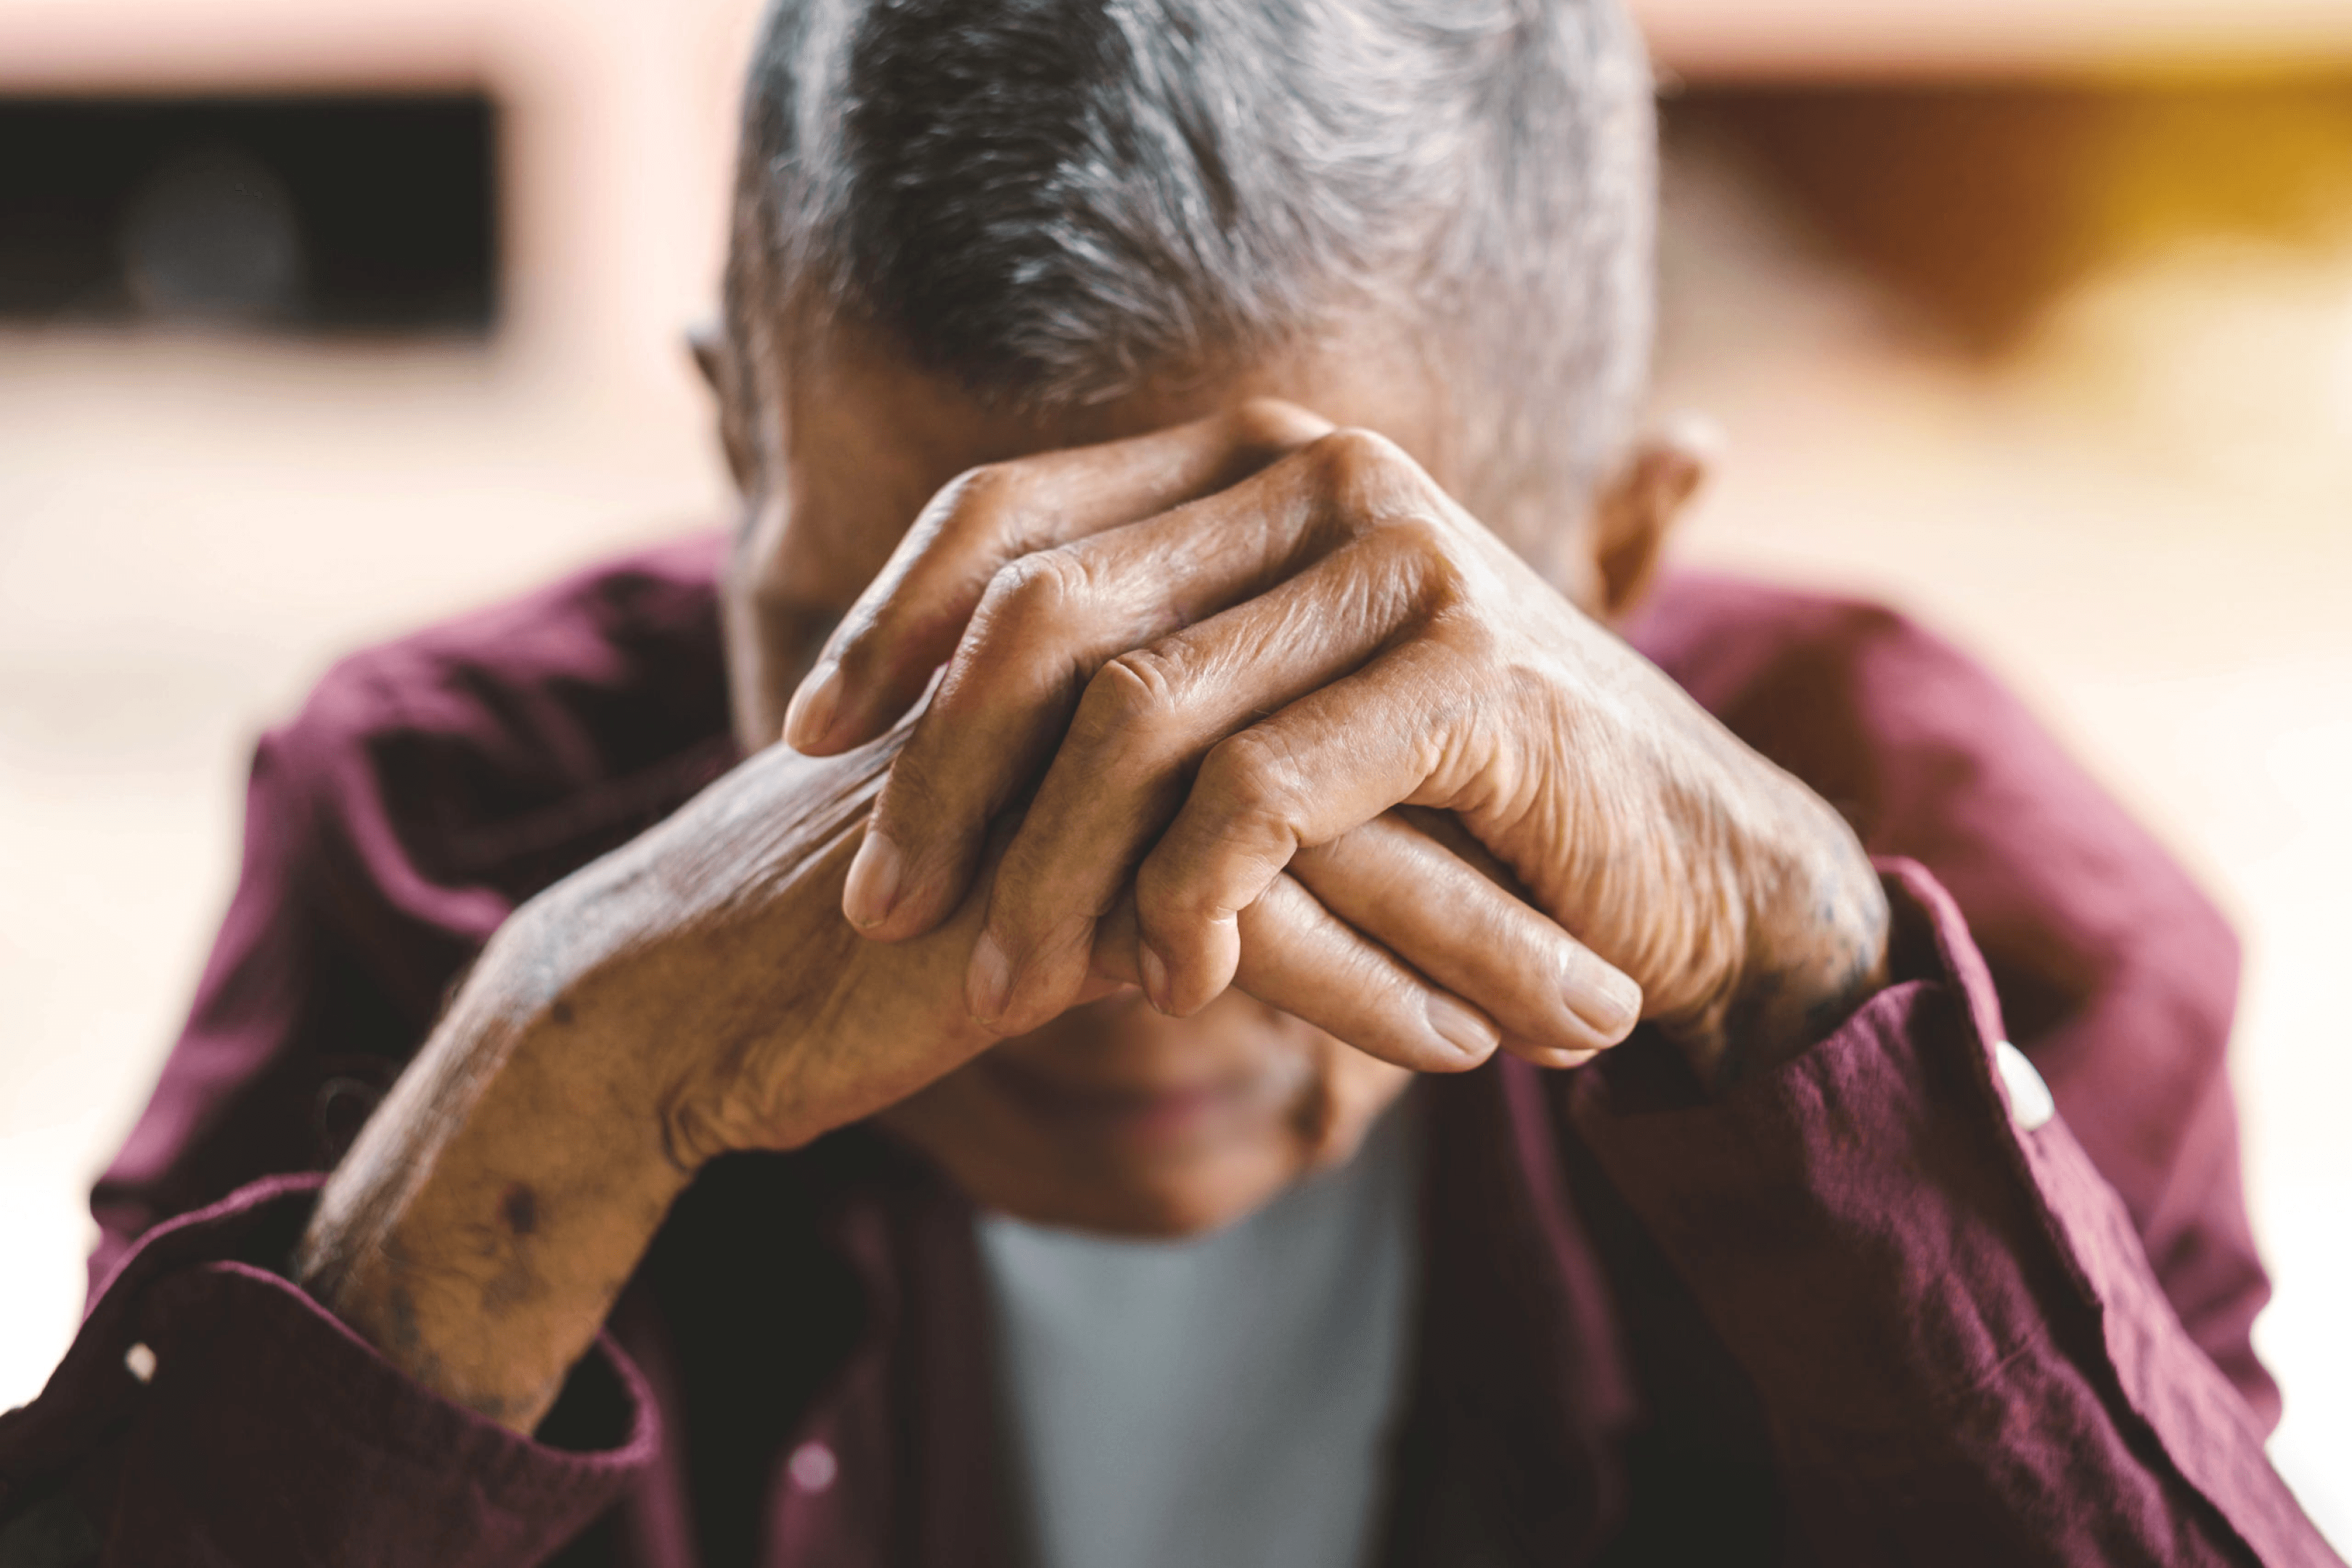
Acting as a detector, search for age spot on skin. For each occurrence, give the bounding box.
[501,1183,540,1237]
[383,1281,424,1355]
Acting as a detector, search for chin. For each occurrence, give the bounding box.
[880,1079,1313,1238]
[875,1020,1413,1239]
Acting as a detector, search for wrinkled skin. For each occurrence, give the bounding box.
[298,322,1887,1432]
[784,398,1885,1073]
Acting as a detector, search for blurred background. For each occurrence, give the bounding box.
[0,0,2346,1543]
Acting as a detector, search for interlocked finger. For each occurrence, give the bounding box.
[1288,812,1641,1062]
[960,533,1442,1032]
[786,400,1331,755]
[1132,634,1500,1015]
[841,442,1396,946]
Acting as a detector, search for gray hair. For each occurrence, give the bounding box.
[724,0,1656,547]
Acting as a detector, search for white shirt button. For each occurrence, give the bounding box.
[788,1440,838,1493]
[1993,1040,2056,1132]
[123,1342,157,1384]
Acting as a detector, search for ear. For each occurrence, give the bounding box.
[1586,415,1720,620]
[685,317,758,493]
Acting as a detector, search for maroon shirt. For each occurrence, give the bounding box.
[0,535,2337,1566]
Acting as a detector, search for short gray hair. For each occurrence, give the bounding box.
[724,0,1656,544]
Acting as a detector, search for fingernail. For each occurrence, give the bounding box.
[1569,962,1643,1042]
[842,830,902,929]
[968,931,1013,1024]
[783,661,841,752]
[1138,944,1170,1014]
[1424,994,1499,1061]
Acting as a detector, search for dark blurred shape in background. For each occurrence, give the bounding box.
[119,143,311,323]
[1670,80,2352,354]
[0,95,497,329]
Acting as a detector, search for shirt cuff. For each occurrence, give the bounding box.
[0,1173,658,1567]
[1563,857,2330,1567]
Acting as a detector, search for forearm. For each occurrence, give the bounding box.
[292,733,918,1433]
[294,901,692,1432]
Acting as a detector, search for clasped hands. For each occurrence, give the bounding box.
[735,398,1887,1124]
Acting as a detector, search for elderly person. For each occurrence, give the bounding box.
[1,1,2337,1564]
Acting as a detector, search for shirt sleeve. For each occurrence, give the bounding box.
[1564,858,2341,1567]
[1629,576,2278,1424]
[0,1175,658,1568]
[86,682,505,1296]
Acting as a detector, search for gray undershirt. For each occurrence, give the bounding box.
[975,1103,1419,1568]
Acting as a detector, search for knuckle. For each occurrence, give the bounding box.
[1303,425,1392,486]
[1131,733,1307,936]
[1371,510,1456,566]
[1347,512,1470,625]
[1079,648,1186,742]
[1303,427,1419,517]
[933,460,1026,533]
[976,547,1093,641]
[1223,397,1327,463]
[905,461,1037,573]
[1199,727,1306,825]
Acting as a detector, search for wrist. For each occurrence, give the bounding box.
[1714,798,1890,1089]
